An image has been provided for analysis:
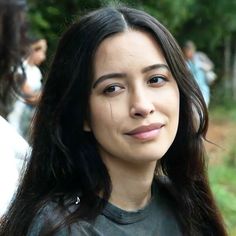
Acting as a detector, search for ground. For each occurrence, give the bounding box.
[205,118,236,165]
[205,115,236,236]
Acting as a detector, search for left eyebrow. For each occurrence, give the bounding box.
[141,64,170,73]
[92,73,126,89]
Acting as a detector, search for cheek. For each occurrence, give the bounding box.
[89,97,127,128]
[157,85,179,109]
[158,86,180,129]
[169,89,180,129]
[89,99,123,147]
[169,88,179,113]
[89,99,115,132]
[169,88,180,111]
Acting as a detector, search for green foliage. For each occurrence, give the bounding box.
[209,161,236,235]
[141,0,195,33]
[27,0,103,56]
[210,104,236,121]
[208,105,236,235]
[26,0,236,101]
[210,82,236,120]
[26,0,236,54]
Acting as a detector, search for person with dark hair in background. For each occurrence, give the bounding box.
[8,37,47,139]
[0,0,29,217]
[0,0,28,118]
[0,6,227,235]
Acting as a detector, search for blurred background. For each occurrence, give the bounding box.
[24,0,236,235]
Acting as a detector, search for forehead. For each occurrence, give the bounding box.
[32,40,47,50]
[93,30,166,74]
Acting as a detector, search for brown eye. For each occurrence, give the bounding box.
[103,85,124,95]
[148,76,166,84]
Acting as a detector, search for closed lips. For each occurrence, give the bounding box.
[126,123,164,135]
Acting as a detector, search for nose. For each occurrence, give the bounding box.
[130,89,155,119]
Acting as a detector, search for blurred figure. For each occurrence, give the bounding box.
[194,51,217,85]
[182,40,216,107]
[0,0,29,217]
[8,37,47,139]
[0,0,28,118]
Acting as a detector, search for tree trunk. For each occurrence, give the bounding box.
[223,36,231,92]
[233,43,236,101]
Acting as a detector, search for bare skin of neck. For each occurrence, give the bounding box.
[26,57,35,66]
[101,154,157,211]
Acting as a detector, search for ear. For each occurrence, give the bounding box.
[83,120,91,132]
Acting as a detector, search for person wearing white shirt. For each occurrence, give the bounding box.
[8,38,47,138]
[0,116,29,217]
[0,0,29,218]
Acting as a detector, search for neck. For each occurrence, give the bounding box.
[102,155,156,211]
[26,58,34,66]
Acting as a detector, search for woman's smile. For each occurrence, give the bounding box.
[125,123,165,141]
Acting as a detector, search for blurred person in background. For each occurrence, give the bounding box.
[8,37,47,139]
[0,6,226,236]
[182,40,216,107]
[195,50,217,85]
[0,0,29,218]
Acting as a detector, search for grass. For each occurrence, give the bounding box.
[209,106,236,122]
[209,159,236,235]
[209,94,236,122]
[208,103,236,235]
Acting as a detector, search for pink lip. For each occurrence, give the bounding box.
[125,123,164,140]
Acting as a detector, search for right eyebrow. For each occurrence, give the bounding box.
[141,64,170,73]
[92,73,126,89]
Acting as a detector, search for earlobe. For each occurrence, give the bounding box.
[83,120,91,132]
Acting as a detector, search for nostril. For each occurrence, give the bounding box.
[134,112,142,117]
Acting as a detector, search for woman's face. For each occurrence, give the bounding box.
[30,39,47,65]
[85,30,179,166]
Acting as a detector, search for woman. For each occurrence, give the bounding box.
[0,6,227,236]
[0,0,28,118]
[8,37,47,139]
[182,41,211,107]
[0,0,29,218]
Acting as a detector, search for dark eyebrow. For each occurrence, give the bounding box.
[141,64,170,73]
[93,73,126,88]
[93,64,170,89]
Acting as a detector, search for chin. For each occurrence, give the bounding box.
[134,143,170,160]
[131,151,165,163]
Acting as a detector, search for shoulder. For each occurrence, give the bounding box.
[0,115,29,173]
[0,116,30,216]
[27,201,102,236]
[0,116,29,154]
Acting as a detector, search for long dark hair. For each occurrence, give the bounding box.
[0,0,28,118]
[0,6,227,236]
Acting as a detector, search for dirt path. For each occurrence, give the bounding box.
[205,118,236,164]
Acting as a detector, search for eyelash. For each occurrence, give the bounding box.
[102,75,167,95]
[148,75,167,85]
[103,84,124,95]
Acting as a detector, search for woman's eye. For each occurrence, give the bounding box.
[148,76,166,84]
[103,85,123,94]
